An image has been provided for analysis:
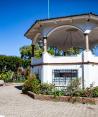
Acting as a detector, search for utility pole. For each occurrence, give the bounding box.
[48,0,50,19]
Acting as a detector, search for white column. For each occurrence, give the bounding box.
[43,37,47,52]
[84,33,89,51]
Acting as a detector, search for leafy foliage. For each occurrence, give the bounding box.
[22,74,55,95]
[20,45,32,59]
[19,44,43,59]
[22,59,30,68]
[48,47,55,55]
[52,89,65,97]
[20,44,81,61]
[0,55,22,72]
[22,73,98,98]
[65,78,81,96]
[83,87,93,97]
[65,79,98,98]
[22,74,40,94]
[92,86,98,97]
[81,86,98,98]
[0,71,13,82]
[64,47,80,56]
[40,83,55,95]
[0,55,29,73]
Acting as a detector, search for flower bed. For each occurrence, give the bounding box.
[22,74,98,104]
[27,91,97,104]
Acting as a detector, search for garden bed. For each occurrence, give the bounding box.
[27,91,98,104]
[22,74,98,105]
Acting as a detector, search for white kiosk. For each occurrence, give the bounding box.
[25,13,98,89]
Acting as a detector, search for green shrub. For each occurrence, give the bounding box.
[65,78,81,96]
[83,87,93,97]
[22,79,32,93]
[22,74,40,94]
[71,86,98,98]
[22,74,98,98]
[75,86,98,98]
[92,86,98,97]
[40,83,55,95]
[78,89,85,97]
[52,89,65,97]
[0,71,13,82]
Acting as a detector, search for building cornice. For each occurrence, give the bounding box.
[31,61,98,67]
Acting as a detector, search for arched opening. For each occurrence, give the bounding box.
[89,27,98,55]
[46,25,84,56]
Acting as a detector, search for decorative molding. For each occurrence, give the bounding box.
[31,61,98,67]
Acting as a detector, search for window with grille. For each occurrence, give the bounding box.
[52,69,78,88]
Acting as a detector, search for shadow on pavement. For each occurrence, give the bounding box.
[15,85,22,90]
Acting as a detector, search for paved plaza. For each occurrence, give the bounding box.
[0,84,98,117]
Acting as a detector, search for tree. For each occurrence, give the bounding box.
[0,55,28,72]
[19,45,32,60]
[19,44,43,60]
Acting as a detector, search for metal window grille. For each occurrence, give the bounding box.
[52,69,78,89]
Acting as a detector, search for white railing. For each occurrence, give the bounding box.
[31,51,98,65]
[42,52,82,63]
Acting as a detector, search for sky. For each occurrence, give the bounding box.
[0,0,98,56]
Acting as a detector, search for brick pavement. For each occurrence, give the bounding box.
[0,84,98,117]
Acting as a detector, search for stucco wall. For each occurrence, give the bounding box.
[32,51,98,88]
